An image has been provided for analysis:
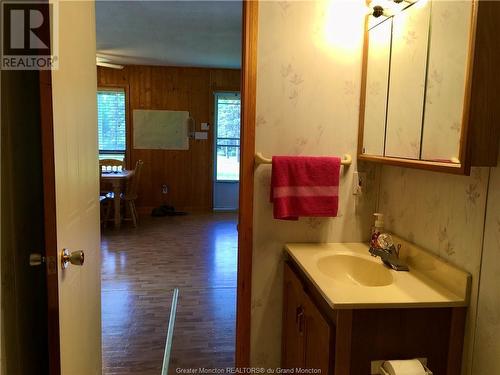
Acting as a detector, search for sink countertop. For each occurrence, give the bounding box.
[285,239,471,310]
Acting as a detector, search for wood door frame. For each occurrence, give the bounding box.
[39,69,62,375]
[236,0,258,367]
[38,0,61,370]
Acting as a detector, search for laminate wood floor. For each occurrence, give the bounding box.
[101,212,237,375]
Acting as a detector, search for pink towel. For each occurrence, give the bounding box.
[270,156,341,220]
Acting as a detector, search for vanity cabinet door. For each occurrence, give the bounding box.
[385,1,431,159]
[283,263,332,373]
[304,293,331,375]
[362,19,392,156]
[282,264,306,369]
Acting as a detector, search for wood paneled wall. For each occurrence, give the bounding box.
[97,66,241,211]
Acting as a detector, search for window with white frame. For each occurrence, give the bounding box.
[97,89,126,161]
[214,92,241,182]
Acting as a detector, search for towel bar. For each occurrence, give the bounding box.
[254,152,352,167]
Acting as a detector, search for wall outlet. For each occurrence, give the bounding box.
[353,171,366,196]
[161,184,169,194]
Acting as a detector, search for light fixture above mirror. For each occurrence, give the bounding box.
[368,0,417,19]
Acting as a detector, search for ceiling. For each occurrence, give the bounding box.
[95,1,242,69]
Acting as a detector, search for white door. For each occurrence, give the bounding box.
[44,1,102,374]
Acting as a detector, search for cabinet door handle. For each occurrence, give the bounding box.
[295,306,303,323]
[296,306,305,335]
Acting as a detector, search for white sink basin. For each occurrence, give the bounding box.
[317,254,393,287]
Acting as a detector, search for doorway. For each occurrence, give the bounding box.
[213,92,241,211]
[95,1,243,373]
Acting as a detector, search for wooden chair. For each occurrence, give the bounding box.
[99,158,125,195]
[122,160,143,227]
[99,165,112,226]
[99,158,125,168]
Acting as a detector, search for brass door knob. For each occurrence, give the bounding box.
[61,249,85,269]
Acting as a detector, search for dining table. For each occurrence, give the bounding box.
[101,169,134,229]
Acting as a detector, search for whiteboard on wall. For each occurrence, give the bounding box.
[133,109,190,150]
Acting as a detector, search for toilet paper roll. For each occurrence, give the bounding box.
[382,359,427,375]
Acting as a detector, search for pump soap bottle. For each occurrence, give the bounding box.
[370,213,384,249]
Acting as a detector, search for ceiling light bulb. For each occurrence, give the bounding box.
[372,5,385,18]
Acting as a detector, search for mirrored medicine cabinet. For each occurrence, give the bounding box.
[358,0,500,174]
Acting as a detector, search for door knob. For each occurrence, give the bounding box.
[61,249,85,269]
[29,253,45,266]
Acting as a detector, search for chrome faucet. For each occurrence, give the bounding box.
[369,233,409,272]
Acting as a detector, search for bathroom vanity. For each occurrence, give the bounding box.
[358,0,500,174]
[281,239,471,375]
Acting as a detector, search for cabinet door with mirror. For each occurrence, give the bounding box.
[362,18,391,156]
[420,0,471,162]
[385,1,430,159]
[359,0,500,174]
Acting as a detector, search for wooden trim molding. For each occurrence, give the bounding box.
[356,15,369,166]
[236,0,259,367]
[357,154,466,175]
[38,1,60,372]
[39,70,62,375]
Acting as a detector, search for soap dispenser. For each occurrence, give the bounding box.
[370,213,384,248]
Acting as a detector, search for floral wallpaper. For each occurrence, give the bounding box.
[378,151,500,375]
[378,165,490,374]
[472,150,500,374]
[251,0,376,367]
